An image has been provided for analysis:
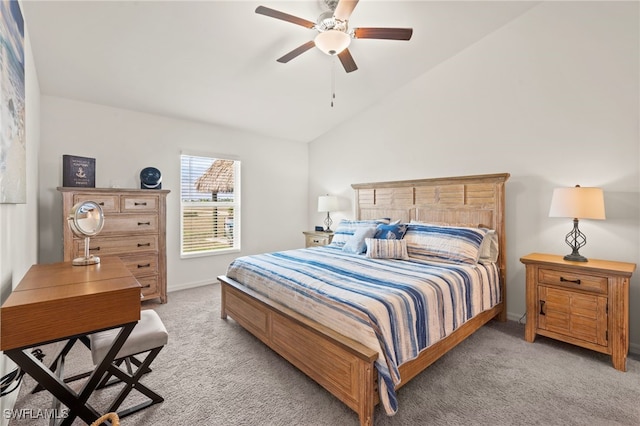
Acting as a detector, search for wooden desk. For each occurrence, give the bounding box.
[0,257,141,425]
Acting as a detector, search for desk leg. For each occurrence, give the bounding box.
[7,323,136,426]
[32,336,92,394]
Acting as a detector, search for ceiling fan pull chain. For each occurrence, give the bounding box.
[331,58,336,107]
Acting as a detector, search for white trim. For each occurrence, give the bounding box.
[168,279,218,293]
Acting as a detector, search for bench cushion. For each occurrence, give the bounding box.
[90,309,168,365]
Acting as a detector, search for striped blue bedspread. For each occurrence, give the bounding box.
[226,245,500,415]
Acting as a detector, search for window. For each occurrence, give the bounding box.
[180,153,240,257]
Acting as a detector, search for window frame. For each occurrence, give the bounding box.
[179,152,241,258]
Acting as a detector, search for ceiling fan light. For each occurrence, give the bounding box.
[314,30,351,56]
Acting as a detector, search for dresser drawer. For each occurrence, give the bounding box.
[137,275,159,297]
[538,268,607,294]
[120,254,158,276]
[101,214,158,234]
[121,195,159,213]
[73,235,158,257]
[73,194,119,213]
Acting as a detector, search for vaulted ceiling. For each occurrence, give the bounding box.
[22,1,538,143]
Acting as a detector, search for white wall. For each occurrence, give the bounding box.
[38,97,308,291]
[0,16,40,424]
[308,2,640,349]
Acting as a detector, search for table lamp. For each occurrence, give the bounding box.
[548,185,605,262]
[318,195,339,232]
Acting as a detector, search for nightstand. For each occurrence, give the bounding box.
[303,231,334,248]
[520,253,636,371]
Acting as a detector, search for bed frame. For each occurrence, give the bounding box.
[218,173,510,425]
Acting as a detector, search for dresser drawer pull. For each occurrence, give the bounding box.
[138,221,151,226]
[539,300,546,315]
[312,239,321,243]
[134,202,148,206]
[142,283,151,288]
[560,276,581,285]
[89,247,101,251]
[137,263,151,268]
[137,243,151,247]
[98,202,104,206]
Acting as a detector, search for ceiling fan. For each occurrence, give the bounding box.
[256,0,413,73]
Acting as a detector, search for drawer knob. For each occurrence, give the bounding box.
[89,246,101,252]
[134,202,148,206]
[138,221,151,226]
[560,276,581,285]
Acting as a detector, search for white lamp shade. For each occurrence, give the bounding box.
[314,30,351,56]
[549,186,606,220]
[318,195,339,212]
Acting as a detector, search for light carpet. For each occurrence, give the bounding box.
[8,283,640,425]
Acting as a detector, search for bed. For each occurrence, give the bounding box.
[218,173,510,425]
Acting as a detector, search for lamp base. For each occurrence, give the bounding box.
[563,253,588,262]
[72,255,100,266]
[324,212,333,233]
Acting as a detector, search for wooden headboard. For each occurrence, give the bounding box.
[352,173,510,318]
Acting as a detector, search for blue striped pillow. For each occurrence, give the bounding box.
[404,224,489,264]
[330,219,390,247]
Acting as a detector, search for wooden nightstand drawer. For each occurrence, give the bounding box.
[303,231,334,248]
[538,268,608,294]
[538,286,607,346]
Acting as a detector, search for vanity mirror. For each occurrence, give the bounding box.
[68,200,104,266]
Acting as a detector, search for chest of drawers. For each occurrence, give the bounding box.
[59,187,170,303]
[520,253,635,371]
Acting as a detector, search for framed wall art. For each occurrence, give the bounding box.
[0,0,25,203]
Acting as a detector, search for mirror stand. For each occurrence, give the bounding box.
[68,200,105,267]
[73,236,100,266]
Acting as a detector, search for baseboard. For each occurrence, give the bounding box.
[167,279,217,294]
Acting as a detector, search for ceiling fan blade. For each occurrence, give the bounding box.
[337,48,358,73]
[334,0,359,22]
[353,27,413,41]
[277,41,316,63]
[255,6,316,29]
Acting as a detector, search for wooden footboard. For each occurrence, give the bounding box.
[219,274,503,425]
[219,275,378,426]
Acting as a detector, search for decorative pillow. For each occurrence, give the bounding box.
[403,224,489,264]
[330,219,390,247]
[479,229,499,262]
[409,221,499,263]
[365,238,409,260]
[342,226,378,254]
[374,223,408,240]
